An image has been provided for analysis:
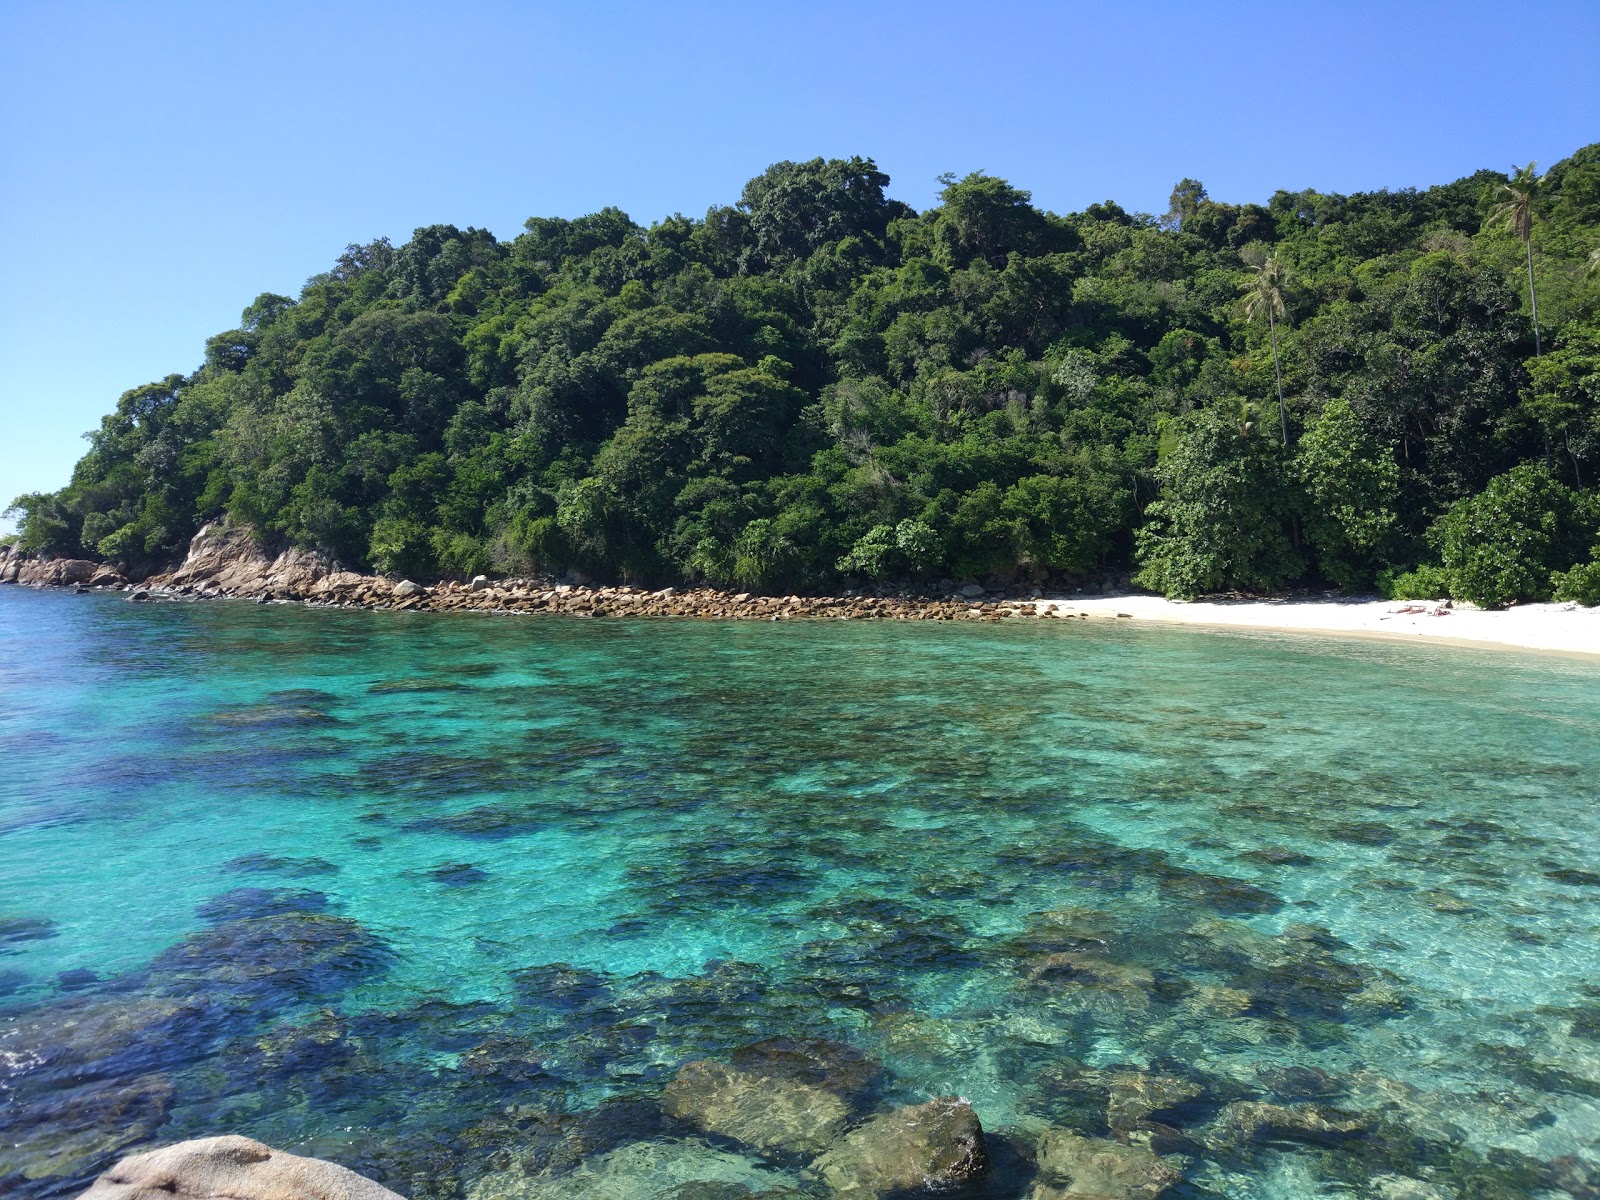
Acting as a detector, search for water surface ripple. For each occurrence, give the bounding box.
[2,589,1599,1199]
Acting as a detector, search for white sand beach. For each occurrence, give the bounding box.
[1034,595,1600,658]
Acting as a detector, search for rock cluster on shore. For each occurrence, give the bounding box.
[1,522,1131,623]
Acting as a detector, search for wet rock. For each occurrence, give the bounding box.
[148,910,390,1002]
[402,805,545,839]
[223,852,341,877]
[812,1097,985,1196]
[56,969,99,992]
[1035,1064,1208,1137]
[1422,889,1476,914]
[1369,1176,1456,1200]
[1544,1156,1600,1199]
[1204,1100,1365,1148]
[1104,1071,1205,1131]
[254,1008,354,1077]
[1238,847,1316,868]
[427,862,490,886]
[76,1135,403,1200]
[1008,907,1122,958]
[1254,1064,1341,1102]
[662,1059,849,1156]
[1177,918,1396,1022]
[194,887,330,923]
[0,1072,174,1185]
[510,962,613,1013]
[0,915,59,948]
[1022,952,1154,1014]
[0,995,214,1084]
[467,1137,780,1200]
[1158,871,1283,915]
[368,678,467,694]
[0,967,28,995]
[208,705,335,727]
[453,1037,549,1091]
[729,1037,883,1100]
[1030,1128,1180,1199]
[1545,867,1600,887]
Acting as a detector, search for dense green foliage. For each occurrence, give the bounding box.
[11,148,1600,601]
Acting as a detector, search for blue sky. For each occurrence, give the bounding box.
[3,0,1598,531]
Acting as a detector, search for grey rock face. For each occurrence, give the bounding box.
[76,1135,405,1200]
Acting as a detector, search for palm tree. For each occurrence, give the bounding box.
[1487,163,1543,354]
[1239,255,1290,445]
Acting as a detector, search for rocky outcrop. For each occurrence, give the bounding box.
[661,1058,849,1156]
[149,521,343,598]
[811,1098,986,1197]
[76,1135,404,1200]
[4,521,1129,623]
[0,545,114,587]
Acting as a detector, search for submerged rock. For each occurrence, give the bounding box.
[662,1059,849,1156]
[76,1135,404,1200]
[1103,1071,1205,1131]
[1030,1129,1180,1199]
[0,915,59,947]
[1369,1175,1456,1200]
[729,1037,883,1101]
[1158,871,1283,915]
[223,852,341,877]
[0,994,214,1084]
[1204,1100,1365,1148]
[811,1097,986,1196]
[402,805,545,839]
[194,887,330,923]
[368,678,468,694]
[467,1137,783,1200]
[0,1073,173,1183]
[427,862,490,886]
[148,911,390,1002]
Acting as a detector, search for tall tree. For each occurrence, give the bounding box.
[1239,255,1291,444]
[1487,162,1543,354]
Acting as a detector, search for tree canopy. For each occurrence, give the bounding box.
[10,148,1600,606]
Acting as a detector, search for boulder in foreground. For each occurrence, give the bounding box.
[77,1135,405,1200]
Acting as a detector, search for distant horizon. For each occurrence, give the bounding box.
[4,0,1598,530]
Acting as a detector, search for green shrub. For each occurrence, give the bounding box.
[368,517,434,578]
[1133,408,1303,599]
[1432,465,1592,609]
[837,518,944,581]
[1553,559,1600,606]
[1378,564,1453,600]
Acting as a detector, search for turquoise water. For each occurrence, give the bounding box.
[3,587,1599,1199]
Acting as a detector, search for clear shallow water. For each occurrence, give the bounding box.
[2,588,1599,1199]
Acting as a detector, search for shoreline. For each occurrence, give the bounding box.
[1037,594,1600,659]
[6,573,1598,660]
[4,528,1596,659]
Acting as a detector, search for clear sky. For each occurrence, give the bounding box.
[3,0,1598,532]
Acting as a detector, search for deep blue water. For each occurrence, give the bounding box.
[2,587,1599,1198]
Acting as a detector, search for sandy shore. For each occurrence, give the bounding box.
[1036,595,1600,658]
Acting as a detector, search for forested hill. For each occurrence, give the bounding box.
[10,150,1600,606]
